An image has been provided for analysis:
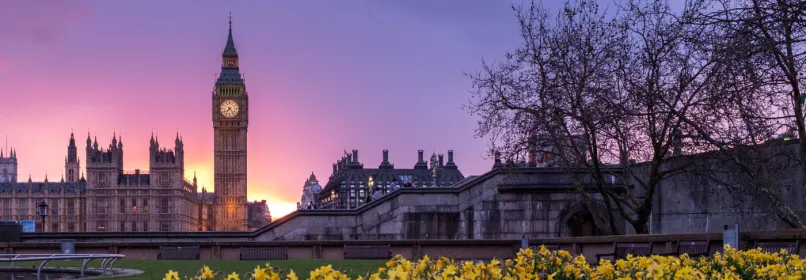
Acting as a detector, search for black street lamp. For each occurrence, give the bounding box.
[37,201,48,232]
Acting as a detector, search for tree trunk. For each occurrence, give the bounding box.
[631,218,649,234]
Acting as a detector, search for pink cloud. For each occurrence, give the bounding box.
[0,0,92,44]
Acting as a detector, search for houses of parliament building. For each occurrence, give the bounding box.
[0,19,270,232]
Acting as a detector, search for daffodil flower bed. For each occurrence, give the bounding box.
[162,245,806,280]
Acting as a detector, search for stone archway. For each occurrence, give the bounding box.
[555,201,608,237]
[566,210,600,237]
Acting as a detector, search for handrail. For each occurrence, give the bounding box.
[0,253,125,280]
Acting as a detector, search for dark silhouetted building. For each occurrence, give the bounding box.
[317,149,465,209]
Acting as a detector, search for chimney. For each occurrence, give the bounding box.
[332,163,337,174]
[352,149,358,163]
[438,154,444,167]
[347,154,352,163]
[445,150,457,168]
[414,150,428,169]
[379,149,393,169]
[135,169,140,175]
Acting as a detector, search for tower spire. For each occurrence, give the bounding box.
[223,13,238,56]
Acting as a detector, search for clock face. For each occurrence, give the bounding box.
[220,99,239,118]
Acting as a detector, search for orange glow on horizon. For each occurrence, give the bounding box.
[181,164,299,218]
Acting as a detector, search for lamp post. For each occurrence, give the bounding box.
[367,176,375,203]
[37,200,49,232]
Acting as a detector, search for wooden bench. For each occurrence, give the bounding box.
[158,246,200,260]
[660,240,710,258]
[755,240,799,254]
[344,245,392,259]
[240,247,289,260]
[596,242,653,262]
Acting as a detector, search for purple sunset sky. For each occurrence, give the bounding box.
[0,0,576,216]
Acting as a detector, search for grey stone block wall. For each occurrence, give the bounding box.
[640,142,806,234]
[253,167,687,241]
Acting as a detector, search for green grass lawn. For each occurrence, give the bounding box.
[6,259,386,279]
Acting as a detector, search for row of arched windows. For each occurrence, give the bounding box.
[218,87,240,95]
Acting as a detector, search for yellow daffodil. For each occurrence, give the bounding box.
[168,244,806,280]
[162,269,180,280]
[225,272,239,280]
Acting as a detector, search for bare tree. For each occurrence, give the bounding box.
[467,0,626,234]
[608,0,727,234]
[667,0,806,228]
[468,0,725,234]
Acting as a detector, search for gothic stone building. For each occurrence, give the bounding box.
[247,200,271,231]
[0,133,203,232]
[0,142,87,232]
[85,133,200,232]
[0,18,259,232]
[316,149,465,209]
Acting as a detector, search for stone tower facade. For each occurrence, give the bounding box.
[84,133,124,231]
[0,147,17,183]
[84,133,200,232]
[65,133,80,182]
[212,17,249,231]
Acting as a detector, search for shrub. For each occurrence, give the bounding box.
[163,245,806,280]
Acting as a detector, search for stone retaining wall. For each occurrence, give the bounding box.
[7,229,806,261]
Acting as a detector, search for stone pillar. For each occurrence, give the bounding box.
[212,245,221,260]
[313,245,323,259]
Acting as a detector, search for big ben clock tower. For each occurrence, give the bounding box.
[212,16,248,231]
